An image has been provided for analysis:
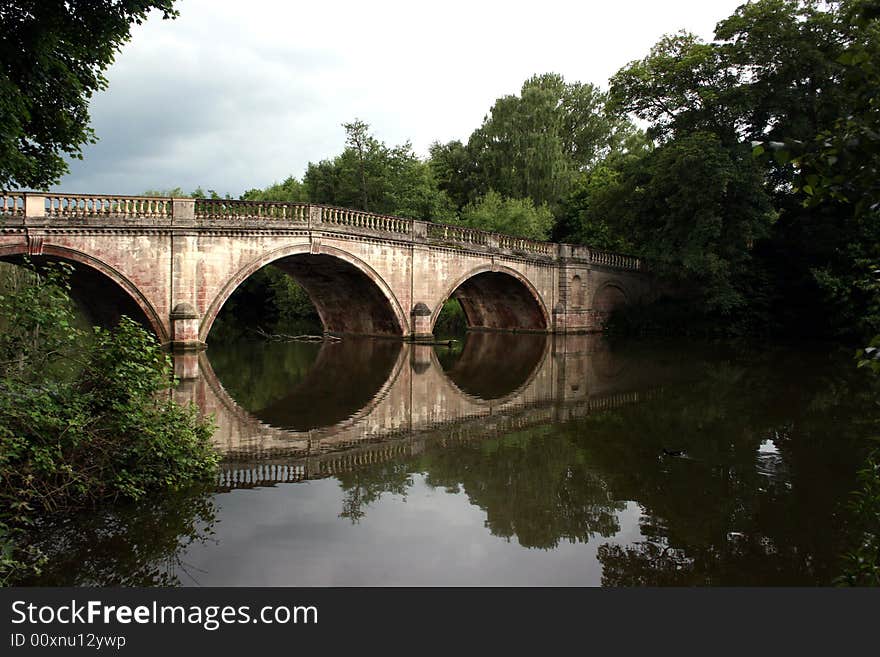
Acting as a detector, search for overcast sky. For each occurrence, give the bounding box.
[55,0,746,197]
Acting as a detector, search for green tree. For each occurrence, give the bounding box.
[428,139,478,210]
[344,119,372,211]
[603,0,880,338]
[0,1,178,189]
[610,2,853,149]
[430,74,636,224]
[772,0,880,338]
[456,190,554,241]
[466,74,633,213]
[241,176,308,203]
[555,129,652,246]
[558,165,633,251]
[304,120,455,221]
[468,73,571,209]
[578,133,773,320]
[609,31,740,143]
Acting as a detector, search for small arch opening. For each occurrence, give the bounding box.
[593,283,628,325]
[434,298,468,338]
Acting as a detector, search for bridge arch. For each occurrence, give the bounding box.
[430,264,550,333]
[0,244,167,342]
[592,280,630,317]
[200,243,408,342]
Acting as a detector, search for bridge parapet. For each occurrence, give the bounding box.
[497,233,556,256]
[569,244,642,271]
[2,191,644,270]
[1,192,174,220]
[320,205,411,235]
[195,198,308,222]
[1,192,25,217]
[426,221,489,248]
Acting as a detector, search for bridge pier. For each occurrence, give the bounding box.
[169,302,206,351]
[410,302,435,341]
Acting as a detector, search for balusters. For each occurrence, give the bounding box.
[0,193,24,216]
[193,199,309,222]
[37,194,173,219]
[314,206,411,234]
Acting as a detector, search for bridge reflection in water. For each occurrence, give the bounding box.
[19,331,871,586]
[172,333,675,491]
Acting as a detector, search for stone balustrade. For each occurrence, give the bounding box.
[1,191,643,270]
[570,244,641,271]
[320,205,411,234]
[45,193,172,218]
[215,389,650,490]
[195,198,309,222]
[0,193,24,216]
[497,233,556,256]
[426,222,490,247]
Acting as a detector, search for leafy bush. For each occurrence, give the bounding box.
[837,450,880,586]
[0,262,217,585]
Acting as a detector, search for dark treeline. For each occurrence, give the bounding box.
[170,0,879,343]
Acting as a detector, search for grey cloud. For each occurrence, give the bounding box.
[53,0,745,197]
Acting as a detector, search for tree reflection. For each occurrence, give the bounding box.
[419,428,625,549]
[20,483,218,586]
[598,542,698,586]
[336,462,413,523]
[331,343,879,584]
[581,346,879,585]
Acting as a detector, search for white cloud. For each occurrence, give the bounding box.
[55,0,745,196]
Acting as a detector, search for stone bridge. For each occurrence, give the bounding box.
[0,192,653,348]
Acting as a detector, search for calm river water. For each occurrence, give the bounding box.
[25,333,880,586]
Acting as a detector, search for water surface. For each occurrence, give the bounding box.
[25,334,879,586]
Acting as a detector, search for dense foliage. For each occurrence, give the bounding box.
[0,263,217,584]
[838,451,880,585]
[431,74,637,215]
[597,0,880,339]
[0,1,178,189]
[455,191,554,241]
[209,265,320,340]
